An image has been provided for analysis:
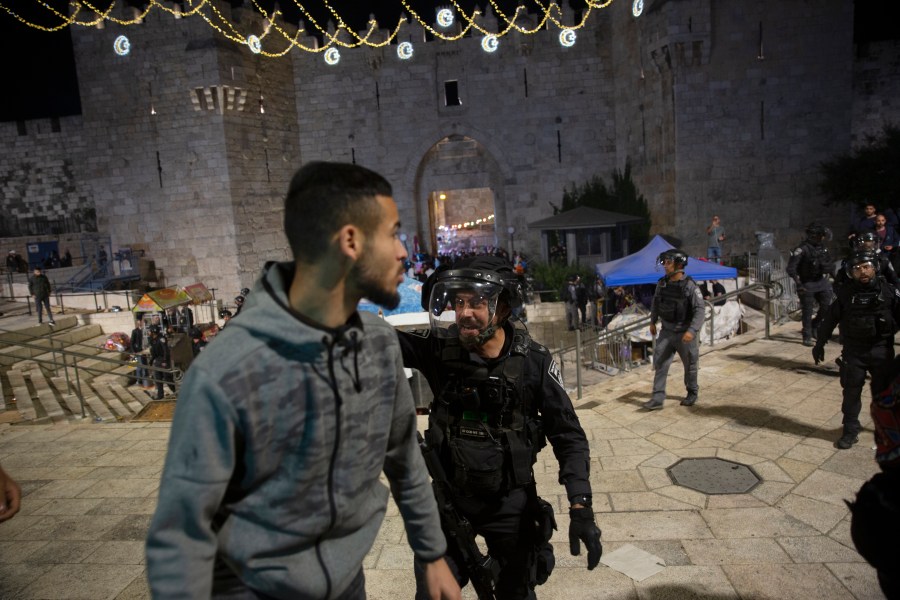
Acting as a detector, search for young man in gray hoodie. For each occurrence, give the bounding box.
[146,162,460,600]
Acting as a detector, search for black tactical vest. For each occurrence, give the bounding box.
[841,281,893,344]
[798,242,829,282]
[427,330,546,496]
[656,276,693,324]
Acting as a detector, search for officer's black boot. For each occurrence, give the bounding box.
[681,392,698,406]
[835,429,859,450]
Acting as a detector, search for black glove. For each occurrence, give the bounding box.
[812,345,825,365]
[568,507,602,570]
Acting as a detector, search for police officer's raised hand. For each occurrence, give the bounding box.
[811,344,825,365]
[569,507,602,570]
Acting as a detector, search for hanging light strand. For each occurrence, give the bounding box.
[0,0,613,55]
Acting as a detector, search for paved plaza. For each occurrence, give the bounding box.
[0,320,889,599]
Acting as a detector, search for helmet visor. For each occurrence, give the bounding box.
[427,280,502,339]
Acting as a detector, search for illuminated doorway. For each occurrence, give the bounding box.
[430,188,496,256]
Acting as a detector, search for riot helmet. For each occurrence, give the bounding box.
[845,250,879,283]
[219,309,233,319]
[851,231,880,253]
[234,295,245,306]
[805,223,832,244]
[240,288,250,297]
[424,255,524,346]
[656,249,688,271]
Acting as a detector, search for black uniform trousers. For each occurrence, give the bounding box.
[840,342,895,434]
[414,487,537,600]
[799,279,832,340]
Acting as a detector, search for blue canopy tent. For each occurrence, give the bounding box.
[358,276,424,316]
[596,235,737,285]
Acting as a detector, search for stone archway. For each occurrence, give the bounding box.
[410,134,509,257]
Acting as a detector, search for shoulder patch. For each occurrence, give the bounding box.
[405,328,431,338]
[528,339,548,354]
[548,358,564,389]
[790,247,804,257]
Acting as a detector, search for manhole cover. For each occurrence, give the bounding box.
[666,457,761,494]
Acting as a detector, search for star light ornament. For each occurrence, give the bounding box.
[632,0,644,17]
[113,35,131,56]
[247,35,262,54]
[436,8,454,28]
[324,47,341,65]
[481,34,499,53]
[397,41,414,60]
[559,29,576,47]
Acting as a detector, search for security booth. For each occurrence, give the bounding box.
[133,287,195,376]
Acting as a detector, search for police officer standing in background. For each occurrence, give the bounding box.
[644,249,705,410]
[398,255,602,599]
[787,223,834,346]
[148,326,176,400]
[813,250,900,449]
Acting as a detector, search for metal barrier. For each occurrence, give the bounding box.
[548,280,780,400]
[748,254,799,323]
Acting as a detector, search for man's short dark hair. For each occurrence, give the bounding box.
[284,161,392,262]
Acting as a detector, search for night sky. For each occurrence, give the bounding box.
[0,0,893,122]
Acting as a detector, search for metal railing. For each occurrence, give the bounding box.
[1,326,182,419]
[548,280,779,400]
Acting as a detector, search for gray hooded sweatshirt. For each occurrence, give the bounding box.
[146,262,445,599]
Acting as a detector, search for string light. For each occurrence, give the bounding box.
[438,214,496,231]
[0,0,614,57]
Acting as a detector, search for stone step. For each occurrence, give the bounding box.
[109,383,145,414]
[6,368,35,421]
[27,368,66,422]
[91,382,134,419]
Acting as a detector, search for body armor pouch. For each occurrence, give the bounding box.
[842,288,889,342]
[449,422,506,494]
[530,492,557,586]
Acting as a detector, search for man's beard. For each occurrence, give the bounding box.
[354,254,401,310]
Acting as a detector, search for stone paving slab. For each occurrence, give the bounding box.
[0,322,890,599]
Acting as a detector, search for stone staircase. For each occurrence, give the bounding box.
[0,315,158,424]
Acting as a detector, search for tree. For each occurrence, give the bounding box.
[552,161,652,249]
[819,124,900,211]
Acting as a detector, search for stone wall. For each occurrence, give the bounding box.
[2,0,894,288]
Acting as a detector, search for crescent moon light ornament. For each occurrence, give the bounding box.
[559,29,576,47]
[397,41,413,60]
[633,0,644,17]
[481,34,499,53]
[324,47,341,65]
[437,8,454,28]
[247,35,261,54]
[113,35,131,56]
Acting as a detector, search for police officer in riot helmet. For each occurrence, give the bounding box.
[813,250,900,449]
[148,326,176,400]
[836,232,899,289]
[644,249,705,410]
[397,254,601,599]
[787,223,835,346]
